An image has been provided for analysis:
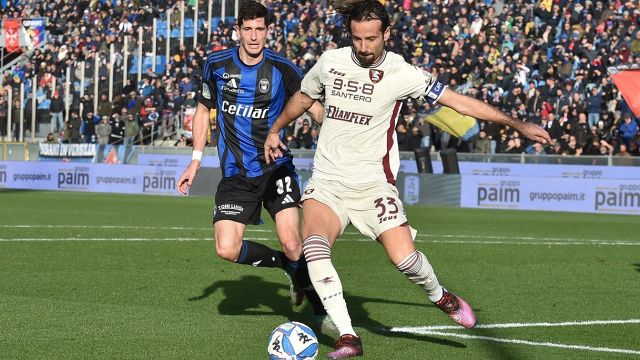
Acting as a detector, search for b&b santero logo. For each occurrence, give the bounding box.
[595,184,640,213]
[143,171,176,193]
[477,180,520,208]
[58,167,90,189]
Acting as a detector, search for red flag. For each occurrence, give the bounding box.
[611,71,640,118]
[105,147,119,164]
[4,18,21,53]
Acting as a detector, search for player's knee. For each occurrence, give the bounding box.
[215,240,241,262]
[280,237,302,259]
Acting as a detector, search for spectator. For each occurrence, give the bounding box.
[63,111,82,144]
[473,130,491,153]
[585,87,604,128]
[295,120,313,149]
[82,111,98,143]
[109,114,125,145]
[97,94,112,118]
[619,113,639,147]
[571,113,591,149]
[49,91,65,134]
[44,133,58,144]
[407,125,423,151]
[123,114,139,163]
[530,142,547,156]
[95,116,112,146]
[95,116,112,163]
[396,122,410,151]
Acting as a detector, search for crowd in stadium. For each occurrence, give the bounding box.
[1,0,639,156]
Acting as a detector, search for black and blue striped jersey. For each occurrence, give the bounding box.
[198,47,303,178]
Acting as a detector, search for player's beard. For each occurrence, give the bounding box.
[355,52,375,66]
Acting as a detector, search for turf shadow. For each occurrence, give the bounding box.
[188,275,335,345]
[188,275,297,317]
[467,327,524,360]
[189,277,466,349]
[635,263,640,273]
[345,293,466,349]
[349,294,525,357]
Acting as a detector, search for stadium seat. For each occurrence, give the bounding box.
[211,16,221,30]
[156,20,167,38]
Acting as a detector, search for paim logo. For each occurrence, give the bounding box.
[58,167,90,188]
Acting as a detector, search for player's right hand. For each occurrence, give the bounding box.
[519,122,552,144]
[176,161,200,195]
[264,131,286,164]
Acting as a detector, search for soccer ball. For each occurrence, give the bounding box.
[267,321,319,360]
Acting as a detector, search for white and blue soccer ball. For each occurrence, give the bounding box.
[267,321,318,360]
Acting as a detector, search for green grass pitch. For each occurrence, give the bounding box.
[1,189,639,359]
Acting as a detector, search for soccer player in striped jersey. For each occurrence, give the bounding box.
[177,0,329,326]
[265,0,552,358]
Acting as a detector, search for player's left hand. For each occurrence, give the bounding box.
[518,122,552,144]
[264,131,286,164]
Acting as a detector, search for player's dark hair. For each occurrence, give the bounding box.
[238,0,270,27]
[336,0,390,34]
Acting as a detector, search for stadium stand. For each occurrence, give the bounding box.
[0,0,638,157]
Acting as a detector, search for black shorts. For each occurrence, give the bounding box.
[213,164,301,225]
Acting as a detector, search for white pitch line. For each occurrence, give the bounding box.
[0,224,222,231]
[1,224,636,244]
[390,319,640,356]
[0,236,638,246]
[412,239,640,246]
[412,233,631,242]
[392,319,640,332]
[403,330,640,356]
[0,237,264,242]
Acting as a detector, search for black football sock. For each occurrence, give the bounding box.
[289,257,327,316]
[235,240,288,269]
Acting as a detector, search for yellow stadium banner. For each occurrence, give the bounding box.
[424,106,479,140]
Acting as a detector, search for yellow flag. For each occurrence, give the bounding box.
[424,106,479,140]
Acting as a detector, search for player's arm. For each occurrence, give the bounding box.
[306,100,324,125]
[178,57,217,195]
[265,91,315,164]
[177,102,210,195]
[438,89,552,144]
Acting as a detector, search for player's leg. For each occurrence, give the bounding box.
[213,177,290,269]
[273,207,322,312]
[377,224,476,328]
[302,199,363,359]
[300,199,345,323]
[352,183,475,329]
[273,207,305,306]
[214,219,292,267]
[266,166,327,312]
[377,226,443,301]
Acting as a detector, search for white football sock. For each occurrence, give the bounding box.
[396,250,443,302]
[303,234,356,336]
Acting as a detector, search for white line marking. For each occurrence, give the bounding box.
[0,224,219,231]
[392,319,640,332]
[402,330,640,355]
[0,237,212,242]
[1,225,636,244]
[390,319,640,356]
[0,225,637,245]
[0,236,638,246]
